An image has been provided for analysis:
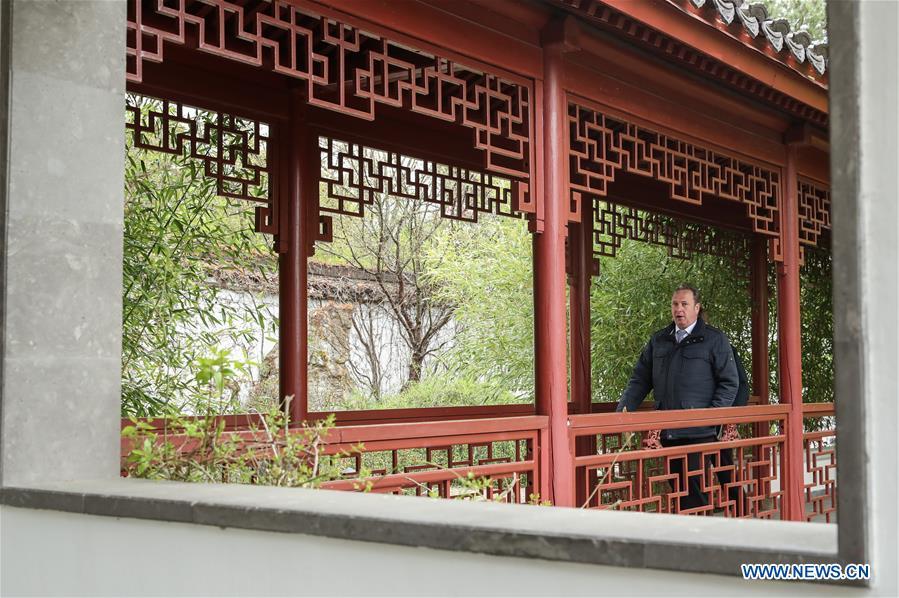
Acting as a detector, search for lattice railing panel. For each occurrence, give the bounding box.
[803,405,837,523]
[571,406,789,518]
[568,102,781,245]
[127,0,534,196]
[319,419,546,503]
[583,438,782,518]
[591,200,750,272]
[322,438,536,502]
[317,137,522,237]
[125,93,276,234]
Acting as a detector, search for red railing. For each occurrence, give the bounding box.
[802,402,837,523]
[120,402,834,517]
[569,405,790,518]
[319,416,547,502]
[121,415,548,504]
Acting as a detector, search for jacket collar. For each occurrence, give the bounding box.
[663,318,706,343]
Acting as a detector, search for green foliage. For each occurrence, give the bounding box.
[425,217,535,400]
[800,248,833,403]
[123,353,367,487]
[340,375,521,411]
[123,407,364,487]
[762,0,827,41]
[122,95,277,417]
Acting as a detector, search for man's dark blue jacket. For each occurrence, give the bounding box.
[615,318,739,440]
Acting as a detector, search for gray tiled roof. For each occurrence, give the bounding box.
[690,0,828,76]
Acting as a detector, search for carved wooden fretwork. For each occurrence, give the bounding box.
[797,177,831,263]
[568,102,781,259]
[125,93,275,235]
[317,136,521,242]
[126,0,535,221]
[591,199,750,274]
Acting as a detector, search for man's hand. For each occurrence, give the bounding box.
[642,428,662,450]
[719,423,740,442]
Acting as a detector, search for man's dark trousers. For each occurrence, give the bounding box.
[661,435,718,510]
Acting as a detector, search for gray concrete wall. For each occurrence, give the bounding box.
[0,0,895,596]
[0,505,862,597]
[0,0,125,485]
[856,2,898,594]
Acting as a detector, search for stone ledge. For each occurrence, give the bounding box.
[0,478,845,581]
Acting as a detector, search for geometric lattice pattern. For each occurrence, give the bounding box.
[803,410,837,523]
[317,137,521,240]
[569,101,781,244]
[798,177,831,263]
[126,0,533,191]
[592,200,750,272]
[581,431,783,518]
[125,93,275,234]
[320,430,539,503]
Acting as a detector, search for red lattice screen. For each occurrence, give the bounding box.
[568,101,781,254]
[316,136,525,242]
[798,177,831,263]
[320,422,542,501]
[125,93,277,234]
[591,200,750,272]
[120,415,546,504]
[127,0,535,215]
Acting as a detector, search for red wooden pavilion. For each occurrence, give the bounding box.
[123,0,833,520]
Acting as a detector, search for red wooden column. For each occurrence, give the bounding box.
[569,199,594,506]
[750,236,770,404]
[279,90,309,424]
[750,235,770,445]
[777,141,805,521]
[533,21,575,507]
[569,199,593,416]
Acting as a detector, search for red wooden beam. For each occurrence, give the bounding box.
[309,404,535,426]
[305,0,544,80]
[569,404,790,432]
[802,402,835,416]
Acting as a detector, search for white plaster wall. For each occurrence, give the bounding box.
[0,506,864,598]
[858,2,899,596]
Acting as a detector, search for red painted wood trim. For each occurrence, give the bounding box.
[777,142,806,521]
[532,24,576,507]
[320,459,537,492]
[802,402,835,415]
[298,0,543,81]
[322,415,549,445]
[572,433,786,467]
[569,404,790,430]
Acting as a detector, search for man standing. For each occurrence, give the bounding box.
[616,283,739,510]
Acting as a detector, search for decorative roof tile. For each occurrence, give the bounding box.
[549,0,828,125]
[688,0,828,76]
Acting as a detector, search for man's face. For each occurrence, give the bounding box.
[671,290,701,329]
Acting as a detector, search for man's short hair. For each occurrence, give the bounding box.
[674,283,701,304]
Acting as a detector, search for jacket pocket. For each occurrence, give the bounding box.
[679,347,715,388]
